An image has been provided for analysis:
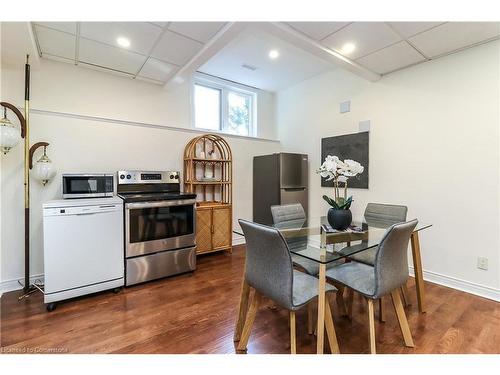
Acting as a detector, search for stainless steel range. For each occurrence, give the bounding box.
[117,170,197,286]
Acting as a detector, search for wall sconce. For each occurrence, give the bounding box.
[29,142,56,185]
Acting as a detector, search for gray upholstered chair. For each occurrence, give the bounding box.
[347,203,408,265]
[271,203,350,322]
[236,219,340,354]
[271,203,338,276]
[341,203,410,319]
[326,219,418,354]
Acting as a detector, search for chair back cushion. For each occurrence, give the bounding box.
[365,203,408,227]
[271,204,306,224]
[373,219,418,297]
[239,219,294,309]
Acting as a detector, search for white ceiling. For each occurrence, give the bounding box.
[199,28,332,91]
[285,21,500,75]
[32,21,226,84]
[31,21,500,90]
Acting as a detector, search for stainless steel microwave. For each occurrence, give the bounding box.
[62,174,114,198]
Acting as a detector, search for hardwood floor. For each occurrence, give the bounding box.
[1,246,499,354]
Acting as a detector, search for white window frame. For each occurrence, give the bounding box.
[192,75,258,137]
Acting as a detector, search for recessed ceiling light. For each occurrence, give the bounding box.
[340,42,356,55]
[116,37,131,48]
[268,49,280,60]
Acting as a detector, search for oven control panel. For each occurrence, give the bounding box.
[117,170,180,184]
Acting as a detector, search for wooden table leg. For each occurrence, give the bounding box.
[410,231,426,313]
[234,279,251,341]
[316,263,326,354]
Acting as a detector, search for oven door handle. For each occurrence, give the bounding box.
[125,199,197,209]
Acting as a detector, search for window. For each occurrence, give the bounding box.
[193,78,256,136]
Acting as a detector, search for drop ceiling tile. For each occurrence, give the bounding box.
[34,22,77,34]
[286,22,350,41]
[35,25,76,60]
[409,22,500,58]
[168,22,226,43]
[322,22,402,60]
[80,22,162,55]
[357,41,426,74]
[139,57,178,82]
[151,30,203,65]
[388,22,444,38]
[79,38,147,74]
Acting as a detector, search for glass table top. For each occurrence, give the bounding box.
[233,217,432,264]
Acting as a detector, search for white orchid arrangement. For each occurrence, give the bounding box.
[317,155,364,210]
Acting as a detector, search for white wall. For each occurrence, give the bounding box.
[0,58,280,289]
[277,41,500,299]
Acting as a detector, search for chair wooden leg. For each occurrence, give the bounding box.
[390,290,415,347]
[401,283,410,307]
[367,298,376,354]
[333,283,348,317]
[346,288,354,320]
[290,311,297,354]
[234,280,251,341]
[410,231,426,313]
[236,291,262,352]
[307,302,314,335]
[324,300,340,354]
[378,298,386,323]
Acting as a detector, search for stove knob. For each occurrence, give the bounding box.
[169,174,175,179]
[126,174,131,179]
[174,174,180,179]
[120,174,125,180]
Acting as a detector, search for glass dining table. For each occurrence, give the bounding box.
[233,216,432,354]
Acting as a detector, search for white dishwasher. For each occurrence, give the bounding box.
[43,196,124,311]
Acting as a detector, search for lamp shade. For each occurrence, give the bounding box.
[0,115,21,154]
[34,153,56,185]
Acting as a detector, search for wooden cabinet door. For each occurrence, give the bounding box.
[196,208,212,254]
[212,206,232,250]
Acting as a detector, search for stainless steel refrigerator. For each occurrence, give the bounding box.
[253,153,308,225]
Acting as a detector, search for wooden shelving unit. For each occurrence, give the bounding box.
[184,134,232,255]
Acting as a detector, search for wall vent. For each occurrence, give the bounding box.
[241,63,258,71]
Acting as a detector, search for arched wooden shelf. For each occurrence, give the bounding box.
[184,134,233,255]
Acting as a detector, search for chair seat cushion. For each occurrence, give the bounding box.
[292,270,336,309]
[292,254,341,276]
[325,262,376,298]
[340,245,377,266]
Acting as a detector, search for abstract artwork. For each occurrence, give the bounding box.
[320,131,369,189]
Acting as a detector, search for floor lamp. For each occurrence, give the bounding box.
[0,55,56,298]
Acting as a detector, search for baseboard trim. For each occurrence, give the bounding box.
[232,237,246,246]
[409,266,500,302]
[0,274,45,296]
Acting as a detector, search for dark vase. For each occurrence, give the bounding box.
[327,208,352,230]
